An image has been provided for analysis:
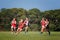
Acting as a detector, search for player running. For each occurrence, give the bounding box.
[40,17,46,34]
[24,18,29,33]
[16,19,25,34]
[45,18,50,35]
[11,18,16,33]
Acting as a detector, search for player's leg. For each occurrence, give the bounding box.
[16,27,23,35]
[25,26,28,33]
[46,28,50,35]
[16,28,20,35]
[46,25,50,35]
[41,27,44,34]
[17,28,20,32]
[20,28,22,32]
[14,27,16,33]
[47,28,50,35]
[11,26,14,32]
[41,27,43,34]
[48,29,50,35]
[11,26,14,34]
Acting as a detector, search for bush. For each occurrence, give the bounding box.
[55,25,60,31]
[30,24,39,31]
[3,24,11,31]
[49,23,56,31]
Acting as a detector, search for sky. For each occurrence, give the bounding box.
[0,0,60,11]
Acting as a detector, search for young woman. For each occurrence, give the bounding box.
[45,19,50,35]
[24,18,29,33]
[16,19,25,34]
[11,18,16,33]
[40,17,46,34]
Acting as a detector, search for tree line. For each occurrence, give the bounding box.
[0,8,60,31]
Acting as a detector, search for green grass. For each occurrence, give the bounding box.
[0,31,60,40]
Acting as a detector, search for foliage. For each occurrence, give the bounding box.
[0,8,60,31]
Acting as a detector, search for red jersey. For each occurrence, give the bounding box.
[11,20,16,27]
[18,22,25,29]
[41,20,46,26]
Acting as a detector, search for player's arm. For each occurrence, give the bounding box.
[15,21,16,24]
[40,20,42,25]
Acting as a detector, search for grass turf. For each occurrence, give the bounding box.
[0,31,60,40]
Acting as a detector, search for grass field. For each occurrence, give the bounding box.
[0,31,60,40]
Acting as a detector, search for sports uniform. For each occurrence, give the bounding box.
[18,22,25,29]
[45,19,50,35]
[11,19,16,29]
[40,18,46,34]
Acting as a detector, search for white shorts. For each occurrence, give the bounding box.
[42,25,45,28]
[11,26,16,29]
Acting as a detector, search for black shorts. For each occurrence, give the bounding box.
[46,25,49,29]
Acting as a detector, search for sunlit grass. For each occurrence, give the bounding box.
[0,31,60,40]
